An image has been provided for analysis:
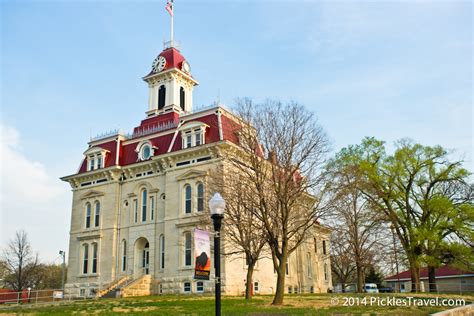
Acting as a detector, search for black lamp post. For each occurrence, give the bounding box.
[209,193,225,316]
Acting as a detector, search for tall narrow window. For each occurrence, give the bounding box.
[184,185,192,213]
[184,232,192,266]
[97,156,102,169]
[122,240,127,271]
[133,199,138,223]
[324,263,328,281]
[150,196,155,221]
[286,258,289,275]
[83,244,89,274]
[307,253,312,277]
[197,183,204,212]
[85,203,91,228]
[90,158,95,171]
[186,134,192,148]
[180,86,185,111]
[195,130,202,146]
[94,201,100,227]
[92,243,98,274]
[160,234,165,269]
[158,85,166,109]
[142,189,147,222]
[323,240,327,255]
[314,238,317,254]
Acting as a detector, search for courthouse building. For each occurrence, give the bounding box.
[61,39,333,297]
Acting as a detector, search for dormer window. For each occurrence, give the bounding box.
[84,147,109,172]
[180,121,208,149]
[136,140,155,161]
[195,130,202,146]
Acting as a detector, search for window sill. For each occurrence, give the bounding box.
[179,266,193,271]
[78,274,100,278]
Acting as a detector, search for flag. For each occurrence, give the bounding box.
[166,0,173,16]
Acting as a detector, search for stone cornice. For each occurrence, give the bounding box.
[60,166,122,189]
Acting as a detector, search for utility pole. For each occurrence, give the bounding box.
[390,226,400,292]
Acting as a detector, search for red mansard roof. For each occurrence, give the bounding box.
[78,139,118,173]
[385,265,474,281]
[77,109,242,174]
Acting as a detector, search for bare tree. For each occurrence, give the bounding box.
[330,230,355,292]
[1,230,39,293]
[325,157,385,292]
[209,165,267,299]
[224,99,331,305]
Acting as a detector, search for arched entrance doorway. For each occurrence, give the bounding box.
[134,237,150,278]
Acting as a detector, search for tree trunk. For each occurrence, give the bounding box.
[428,265,437,293]
[245,262,256,299]
[356,263,364,293]
[272,265,286,305]
[409,264,420,292]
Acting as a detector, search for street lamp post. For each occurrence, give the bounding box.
[209,193,225,316]
[59,250,66,298]
[27,287,31,303]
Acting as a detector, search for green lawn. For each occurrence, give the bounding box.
[0,293,472,315]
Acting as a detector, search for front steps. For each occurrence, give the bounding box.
[121,275,152,297]
[97,276,130,298]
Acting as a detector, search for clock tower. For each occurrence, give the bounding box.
[142,46,198,117]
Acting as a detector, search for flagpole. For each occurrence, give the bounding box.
[170,1,174,47]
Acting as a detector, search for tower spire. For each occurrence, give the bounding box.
[165,0,174,48]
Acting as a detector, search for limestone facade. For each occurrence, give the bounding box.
[61,46,332,298]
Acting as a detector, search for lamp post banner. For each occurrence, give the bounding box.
[194,229,211,280]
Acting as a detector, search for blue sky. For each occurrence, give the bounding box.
[1,0,472,261]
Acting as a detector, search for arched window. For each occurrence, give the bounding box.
[122,240,127,271]
[180,86,185,111]
[94,201,100,227]
[184,232,192,266]
[158,85,166,109]
[159,234,165,269]
[83,244,89,274]
[184,185,192,214]
[197,183,204,212]
[141,189,147,222]
[85,203,91,228]
[92,243,98,274]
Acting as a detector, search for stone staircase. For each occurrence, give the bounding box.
[97,276,131,298]
[121,275,152,297]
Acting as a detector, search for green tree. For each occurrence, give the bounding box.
[336,138,472,292]
[364,266,384,288]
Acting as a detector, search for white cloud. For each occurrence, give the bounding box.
[0,123,70,262]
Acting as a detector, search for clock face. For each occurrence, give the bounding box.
[152,56,167,73]
[182,60,191,73]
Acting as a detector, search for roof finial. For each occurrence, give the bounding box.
[165,0,174,48]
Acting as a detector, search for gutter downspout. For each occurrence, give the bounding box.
[115,136,123,282]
